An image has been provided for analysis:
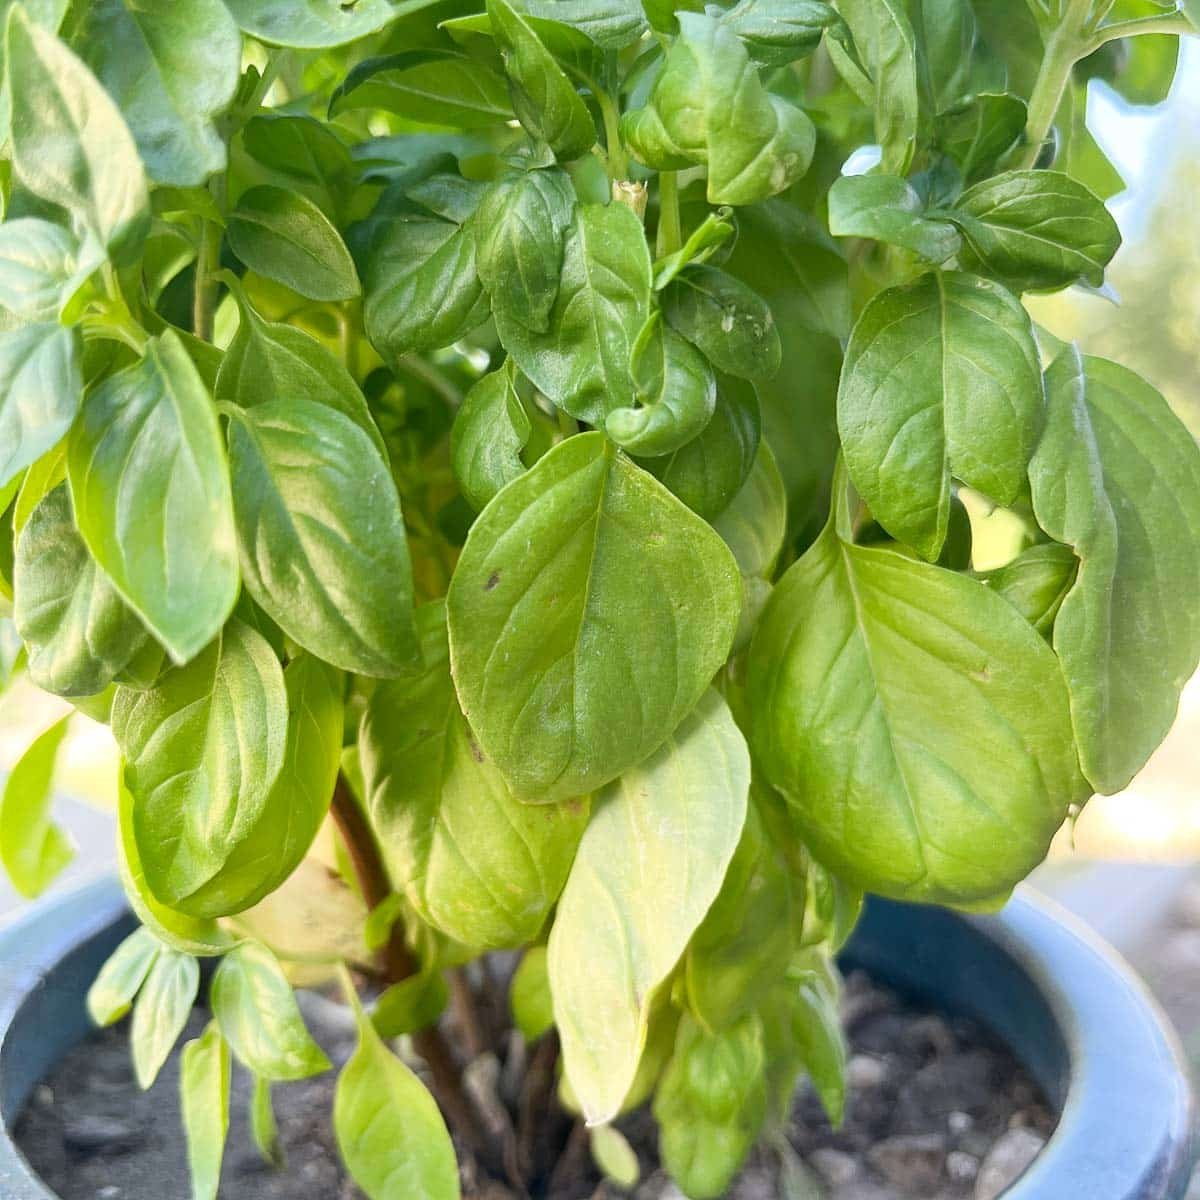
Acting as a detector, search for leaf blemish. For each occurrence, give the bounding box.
[485,571,501,590]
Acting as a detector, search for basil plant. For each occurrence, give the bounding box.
[1,0,1198,1195]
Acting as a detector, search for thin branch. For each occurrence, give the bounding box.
[1084,11,1193,55]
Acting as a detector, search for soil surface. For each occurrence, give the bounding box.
[15,973,1054,1200]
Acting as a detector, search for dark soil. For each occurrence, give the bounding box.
[14,973,1054,1200]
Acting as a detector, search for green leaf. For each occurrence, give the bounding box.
[719,0,835,67]
[621,12,815,206]
[68,330,238,664]
[978,542,1076,639]
[1028,349,1200,794]
[330,51,513,130]
[747,513,1087,905]
[712,442,787,579]
[607,312,716,456]
[920,0,976,113]
[473,166,575,332]
[945,170,1121,293]
[70,0,241,187]
[223,0,423,47]
[510,944,554,1042]
[6,4,149,257]
[0,322,81,490]
[500,0,646,48]
[548,689,749,1123]
[364,217,490,363]
[249,1074,281,1167]
[14,485,152,697]
[228,185,360,302]
[936,92,1026,184]
[112,619,289,914]
[828,174,961,262]
[87,926,161,1027]
[789,957,846,1125]
[226,398,419,678]
[0,218,98,321]
[372,970,450,1038]
[653,1012,767,1200]
[131,946,200,1088]
[362,602,588,948]
[488,0,595,160]
[211,940,331,1080]
[241,114,353,218]
[448,433,742,802]
[494,201,651,425]
[335,991,461,1200]
[180,1021,231,1200]
[591,1125,640,1189]
[661,265,781,384]
[837,271,1043,561]
[450,366,532,512]
[0,716,72,898]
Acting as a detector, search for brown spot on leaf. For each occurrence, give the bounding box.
[485,571,501,591]
[468,735,485,763]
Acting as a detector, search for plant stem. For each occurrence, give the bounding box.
[1019,0,1093,170]
[192,213,222,342]
[1082,11,1193,55]
[596,87,627,182]
[656,170,682,258]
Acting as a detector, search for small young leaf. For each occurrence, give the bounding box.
[131,946,200,1088]
[0,716,73,898]
[789,961,846,1125]
[936,92,1026,184]
[372,970,450,1039]
[510,945,554,1043]
[978,543,1077,639]
[450,366,532,512]
[249,1074,281,1167]
[180,1021,231,1200]
[87,926,161,1027]
[0,218,98,321]
[211,940,331,1080]
[241,113,354,218]
[591,1125,640,1189]
[828,174,960,262]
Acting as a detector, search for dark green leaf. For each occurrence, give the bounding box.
[131,946,200,1088]
[0,715,72,898]
[450,365,531,512]
[180,1021,230,1200]
[87,926,161,1027]
[920,0,976,112]
[978,542,1077,638]
[719,0,835,67]
[936,92,1027,183]
[241,114,354,217]
[828,174,961,262]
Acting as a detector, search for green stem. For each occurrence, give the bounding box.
[1018,0,1094,170]
[596,87,627,182]
[1082,11,1193,55]
[193,214,222,343]
[656,171,682,259]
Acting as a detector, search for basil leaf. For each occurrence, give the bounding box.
[495,201,651,424]
[607,312,716,456]
[86,926,161,1027]
[488,0,596,161]
[71,0,241,187]
[661,265,782,383]
[473,166,575,332]
[227,398,419,677]
[0,218,98,321]
[945,169,1121,293]
[131,946,200,1088]
[68,331,238,663]
[447,433,742,802]
[228,186,360,302]
[1028,349,1200,794]
[621,13,815,206]
[335,992,461,1200]
[641,370,761,520]
[241,114,354,218]
[0,321,81,490]
[936,92,1026,184]
[0,715,73,898]
[14,484,152,697]
[719,0,835,67]
[920,0,976,112]
[372,970,450,1039]
[712,442,787,579]
[180,1021,230,1200]
[211,940,331,1080]
[6,5,149,258]
[362,602,588,948]
[510,944,553,1042]
[591,1125,639,1190]
[450,366,531,512]
[502,0,646,48]
[249,1074,281,1167]
[789,956,846,1124]
[112,619,288,914]
[747,518,1087,905]
[549,689,749,1123]
[653,1012,767,1200]
[828,174,961,262]
[330,51,513,130]
[978,542,1077,639]
[223,0,418,48]
[364,217,489,363]
[837,271,1043,561]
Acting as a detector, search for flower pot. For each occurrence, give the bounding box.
[0,876,1193,1199]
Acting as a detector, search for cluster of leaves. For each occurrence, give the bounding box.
[0,0,1198,1197]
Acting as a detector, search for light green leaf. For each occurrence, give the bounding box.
[450,366,531,512]
[0,218,98,321]
[180,1021,231,1200]
[591,1125,640,1189]
[747,512,1087,905]
[978,542,1077,639]
[131,946,200,1088]
[249,1074,281,1167]
[510,945,554,1042]
[712,443,787,580]
[226,398,419,678]
[621,12,815,205]
[494,202,651,425]
[0,322,81,490]
[335,991,461,1200]
[228,185,360,302]
[488,0,596,160]
[719,0,835,67]
[7,5,148,257]
[87,926,161,1027]
[502,0,646,48]
[828,174,960,262]
[112,619,288,915]
[548,689,750,1124]
[223,0,425,47]
[68,330,238,664]
[448,433,742,803]
[945,170,1121,293]
[1028,349,1200,793]
[372,970,450,1039]
[14,485,152,697]
[789,957,846,1125]
[0,715,72,898]
[211,940,331,1080]
[837,271,1043,561]
[362,602,588,948]
[71,0,241,187]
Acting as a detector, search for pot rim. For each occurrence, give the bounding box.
[0,875,1194,1199]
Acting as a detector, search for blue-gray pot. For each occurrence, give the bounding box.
[0,876,1194,1198]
